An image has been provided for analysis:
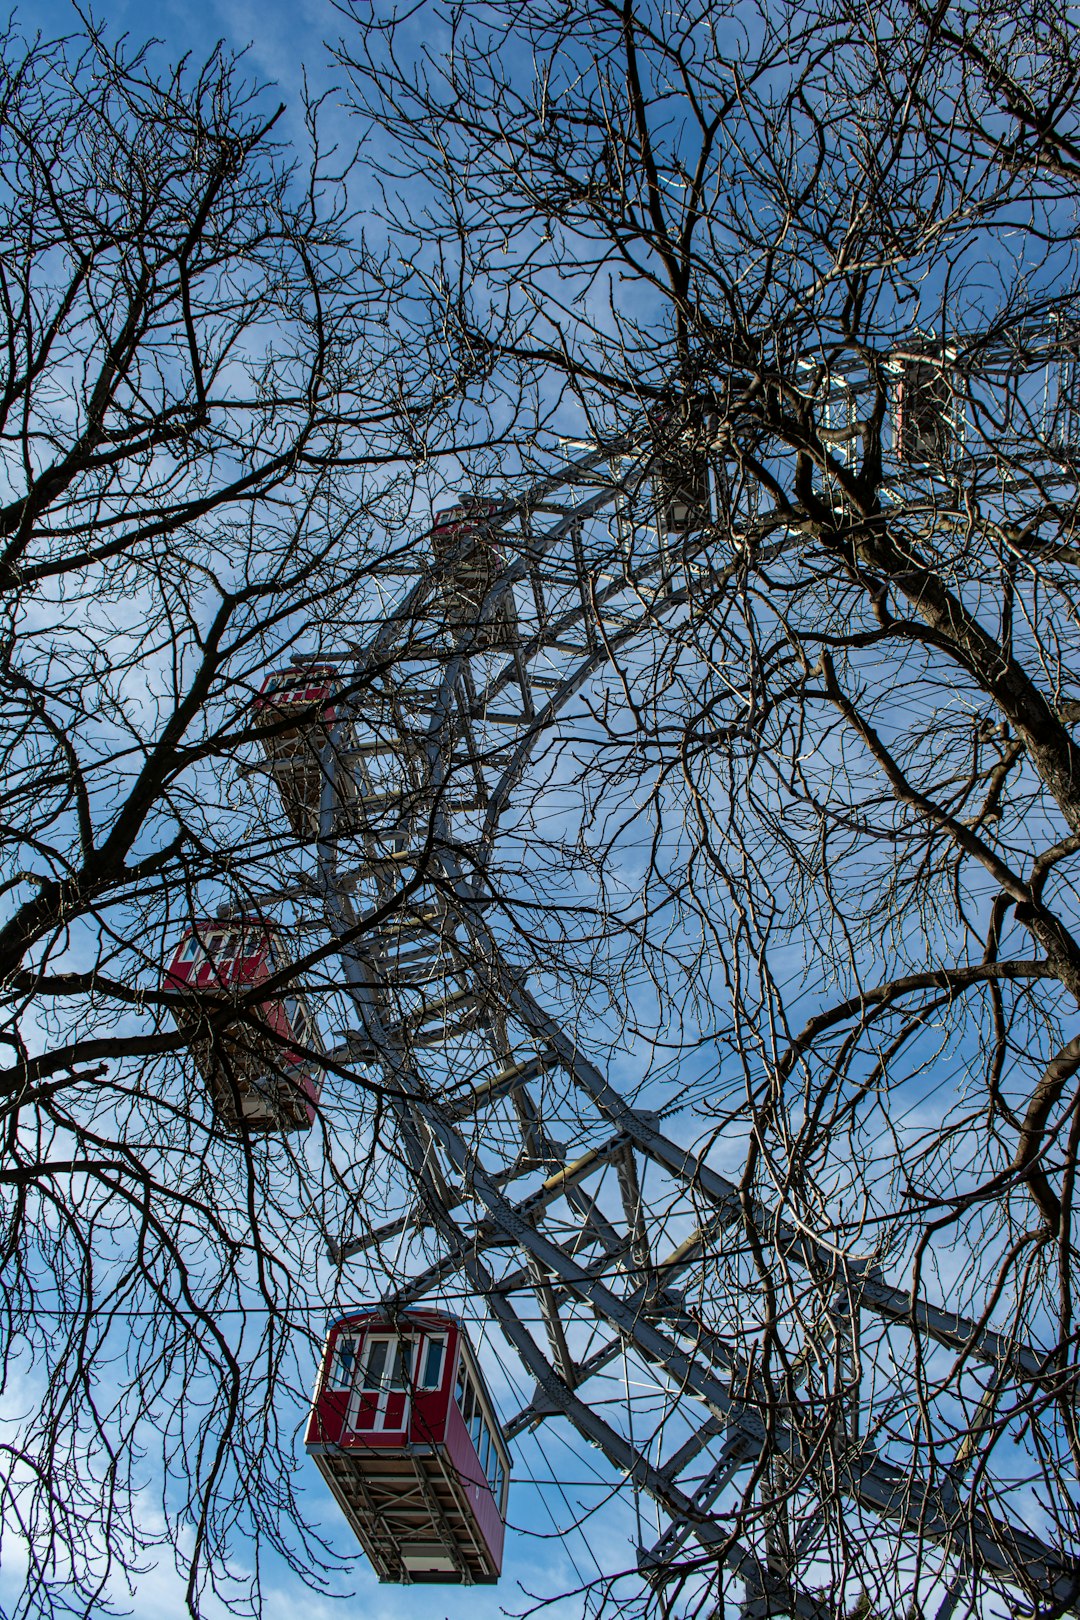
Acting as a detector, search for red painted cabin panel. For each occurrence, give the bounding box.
[251,665,340,841]
[307,1308,510,1584]
[163,920,321,1133]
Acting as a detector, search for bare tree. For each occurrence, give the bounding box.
[320,1,1080,1614]
[0,21,483,1617]
[10,3,1080,1617]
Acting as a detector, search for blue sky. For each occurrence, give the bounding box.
[31,0,356,175]
[8,4,1069,1615]
[62,0,341,112]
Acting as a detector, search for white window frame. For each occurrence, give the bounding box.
[327,1332,360,1391]
[347,1334,417,1433]
[418,1334,446,1390]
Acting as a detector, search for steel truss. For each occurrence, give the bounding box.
[242,334,1080,1616]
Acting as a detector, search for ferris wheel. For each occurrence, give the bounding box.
[173,344,1080,1617]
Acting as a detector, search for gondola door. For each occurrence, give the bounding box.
[347,1332,415,1434]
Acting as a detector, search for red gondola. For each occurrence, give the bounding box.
[163,920,321,1133]
[306,1307,510,1584]
[649,411,712,534]
[251,665,340,841]
[655,448,712,533]
[894,352,955,463]
[430,498,515,648]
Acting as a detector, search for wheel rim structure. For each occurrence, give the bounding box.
[239,339,1080,1617]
